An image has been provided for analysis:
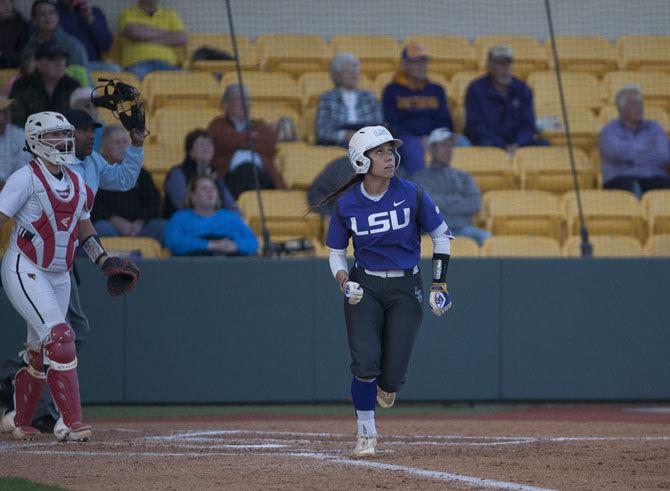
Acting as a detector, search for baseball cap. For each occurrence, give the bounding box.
[488,45,514,63]
[0,95,16,111]
[402,42,430,61]
[35,40,68,60]
[64,109,102,129]
[427,128,455,146]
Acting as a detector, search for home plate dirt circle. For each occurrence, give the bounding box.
[1,412,669,490]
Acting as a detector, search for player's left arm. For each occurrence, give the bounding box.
[419,190,454,316]
[78,218,140,297]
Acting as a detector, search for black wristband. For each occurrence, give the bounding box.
[432,253,450,283]
[81,234,106,264]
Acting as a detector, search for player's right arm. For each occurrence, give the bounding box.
[0,167,32,223]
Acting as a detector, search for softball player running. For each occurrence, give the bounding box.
[322,126,453,457]
[0,111,138,441]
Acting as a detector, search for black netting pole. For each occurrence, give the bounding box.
[544,0,592,257]
[224,0,273,256]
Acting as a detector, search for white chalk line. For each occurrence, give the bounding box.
[3,429,669,491]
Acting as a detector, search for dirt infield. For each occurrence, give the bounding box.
[1,404,669,490]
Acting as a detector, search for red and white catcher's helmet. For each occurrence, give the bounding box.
[348,126,403,174]
[25,111,76,165]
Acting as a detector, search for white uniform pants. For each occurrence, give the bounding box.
[1,250,70,349]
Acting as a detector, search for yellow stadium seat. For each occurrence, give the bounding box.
[535,104,599,151]
[645,234,670,256]
[562,235,643,257]
[451,236,481,257]
[100,237,163,258]
[450,147,517,193]
[600,71,670,112]
[481,235,562,257]
[149,106,220,148]
[0,219,14,257]
[186,34,258,73]
[143,143,181,173]
[277,144,346,189]
[237,190,320,238]
[642,190,670,235]
[598,105,669,133]
[403,35,478,77]
[450,71,484,108]
[514,146,597,193]
[143,71,221,115]
[257,34,331,76]
[545,36,618,77]
[618,35,670,72]
[528,71,601,111]
[221,71,301,112]
[562,190,647,241]
[91,70,142,91]
[330,35,401,78]
[373,71,448,101]
[474,36,548,78]
[483,190,565,242]
[299,72,374,111]
[451,104,465,134]
[251,104,301,128]
[0,69,17,92]
[298,106,317,144]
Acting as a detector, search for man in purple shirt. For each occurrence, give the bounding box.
[599,84,670,198]
[55,0,119,71]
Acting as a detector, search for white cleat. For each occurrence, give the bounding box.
[376,386,396,408]
[12,425,39,441]
[54,418,92,442]
[0,410,16,433]
[351,435,377,458]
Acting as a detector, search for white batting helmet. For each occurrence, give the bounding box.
[25,111,75,165]
[348,126,403,174]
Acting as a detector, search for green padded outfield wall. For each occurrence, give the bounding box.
[1,258,669,403]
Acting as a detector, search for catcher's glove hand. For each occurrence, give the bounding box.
[100,256,140,297]
[429,283,452,316]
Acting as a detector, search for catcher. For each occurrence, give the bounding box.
[0,111,139,441]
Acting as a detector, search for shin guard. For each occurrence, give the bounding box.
[44,323,85,428]
[13,349,46,433]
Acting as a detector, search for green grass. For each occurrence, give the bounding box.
[0,477,66,491]
[83,403,514,420]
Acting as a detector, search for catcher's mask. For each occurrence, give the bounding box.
[92,78,146,132]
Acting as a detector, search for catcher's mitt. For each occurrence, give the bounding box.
[101,257,140,297]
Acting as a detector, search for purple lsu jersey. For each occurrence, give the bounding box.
[326,177,449,270]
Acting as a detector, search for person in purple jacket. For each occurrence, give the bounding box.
[465,45,547,154]
[599,84,670,198]
[164,175,258,256]
[55,0,119,71]
[382,43,460,175]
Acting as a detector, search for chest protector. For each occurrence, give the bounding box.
[16,161,94,272]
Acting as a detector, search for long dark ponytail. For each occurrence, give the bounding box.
[305,174,363,215]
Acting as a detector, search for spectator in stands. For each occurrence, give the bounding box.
[208,83,287,199]
[465,45,547,154]
[164,175,258,256]
[22,0,89,68]
[0,0,28,69]
[411,128,490,246]
[119,0,187,81]
[69,85,102,149]
[0,95,24,190]
[91,124,166,243]
[315,53,383,147]
[163,128,238,219]
[599,84,670,198]
[382,42,461,174]
[55,0,119,72]
[9,41,80,126]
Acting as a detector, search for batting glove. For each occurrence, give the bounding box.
[340,277,364,305]
[429,283,452,316]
